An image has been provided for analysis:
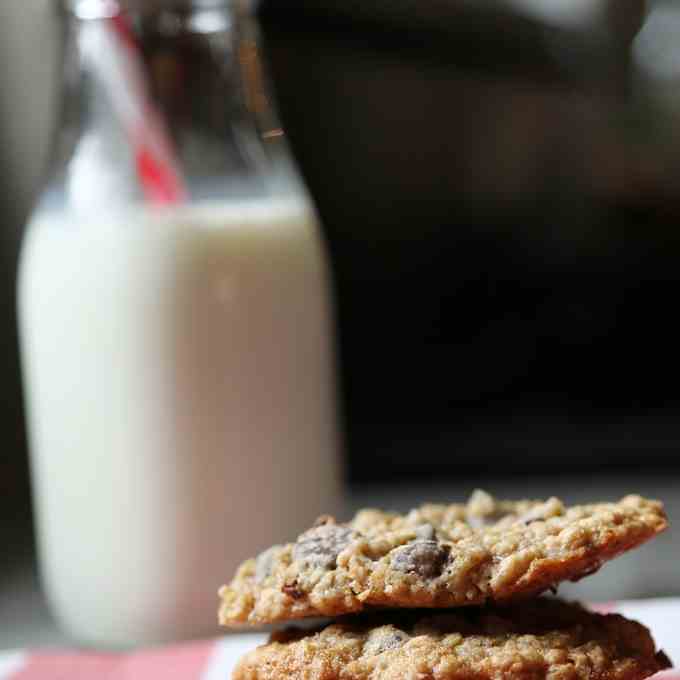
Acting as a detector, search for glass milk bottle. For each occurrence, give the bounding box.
[17,0,341,647]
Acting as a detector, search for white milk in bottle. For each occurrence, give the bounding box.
[19,201,339,645]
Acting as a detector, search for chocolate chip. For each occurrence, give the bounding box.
[655,650,673,670]
[282,580,304,599]
[293,524,355,570]
[364,629,409,655]
[254,546,280,584]
[414,524,436,541]
[391,540,449,578]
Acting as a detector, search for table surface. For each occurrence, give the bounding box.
[2,472,678,651]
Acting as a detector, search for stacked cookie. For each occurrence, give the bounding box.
[219,491,671,680]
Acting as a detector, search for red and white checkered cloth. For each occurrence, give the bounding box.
[1,599,678,679]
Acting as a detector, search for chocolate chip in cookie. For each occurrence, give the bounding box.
[293,524,356,570]
[390,540,449,578]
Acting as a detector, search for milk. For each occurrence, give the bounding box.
[17,200,340,646]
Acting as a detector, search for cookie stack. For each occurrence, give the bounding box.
[219,491,672,680]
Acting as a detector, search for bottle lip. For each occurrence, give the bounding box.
[62,0,232,20]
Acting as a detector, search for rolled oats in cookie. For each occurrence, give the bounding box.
[232,598,672,680]
[218,492,667,626]
[254,546,282,585]
[361,626,409,655]
[414,523,437,541]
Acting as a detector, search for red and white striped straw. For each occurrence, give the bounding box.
[95,11,188,205]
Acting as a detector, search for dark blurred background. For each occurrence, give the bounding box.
[260,0,680,482]
[1,0,680,646]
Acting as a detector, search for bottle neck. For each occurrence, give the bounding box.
[49,0,290,210]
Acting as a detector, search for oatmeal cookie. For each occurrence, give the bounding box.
[219,492,667,626]
[233,598,672,680]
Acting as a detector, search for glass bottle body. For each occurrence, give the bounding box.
[18,0,340,647]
